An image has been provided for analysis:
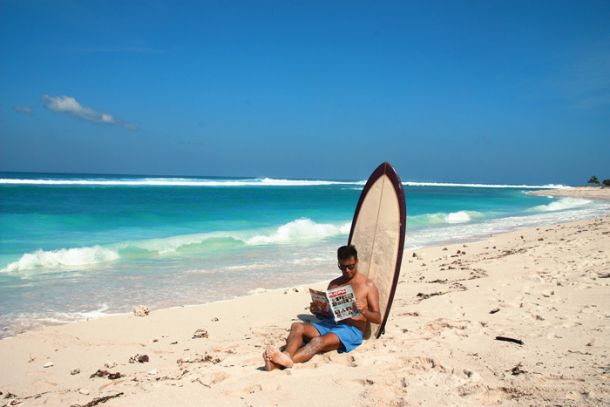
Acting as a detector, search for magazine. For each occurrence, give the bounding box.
[309,285,360,322]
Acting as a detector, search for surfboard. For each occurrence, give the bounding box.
[348,162,406,339]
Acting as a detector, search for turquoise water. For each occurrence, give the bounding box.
[1,172,609,337]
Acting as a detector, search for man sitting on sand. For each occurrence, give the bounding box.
[264,245,381,370]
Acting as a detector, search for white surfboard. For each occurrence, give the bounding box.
[348,162,406,339]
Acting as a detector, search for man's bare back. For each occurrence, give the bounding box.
[263,245,380,371]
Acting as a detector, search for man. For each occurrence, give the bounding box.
[263,245,381,370]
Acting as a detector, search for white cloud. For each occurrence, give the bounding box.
[42,95,136,129]
[14,106,33,114]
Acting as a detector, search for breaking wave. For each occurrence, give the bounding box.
[0,176,360,187]
[245,218,351,245]
[1,175,567,189]
[403,182,570,189]
[1,246,119,273]
[410,210,485,226]
[1,218,351,274]
[529,197,591,212]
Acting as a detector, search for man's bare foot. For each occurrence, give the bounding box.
[265,346,294,369]
[262,350,281,371]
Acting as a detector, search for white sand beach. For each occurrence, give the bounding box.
[1,193,609,406]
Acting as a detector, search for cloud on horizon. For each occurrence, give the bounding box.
[42,95,136,130]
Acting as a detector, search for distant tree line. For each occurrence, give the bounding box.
[588,176,610,187]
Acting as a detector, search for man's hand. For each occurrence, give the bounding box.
[310,301,328,316]
[354,299,366,313]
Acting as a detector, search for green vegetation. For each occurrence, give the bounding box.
[588,176,600,185]
[603,179,610,187]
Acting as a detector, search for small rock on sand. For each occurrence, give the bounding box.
[78,388,90,395]
[133,305,150,317]
[129,354,149,363]
[43,362,54,368]
[70,368,81,375]
[192,329,209,339]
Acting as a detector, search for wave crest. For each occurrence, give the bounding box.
[529,197,591,212]
[412,210,483,225]
[0,177,360,187]
[246,218,351,245]
[1,246,119,273]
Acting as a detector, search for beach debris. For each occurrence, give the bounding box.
[89,369,122,380]
[43,362,54,368]
[78,388,90,395]
[70,369,81,375]
[71,392,124,407]
[412,252,417,257]
[598,273,610,279]
[489,308,500,314]
[509,363,527,376]
[148,369,158,375]
[133,305,149,317]
[495,336,524,345]
[177,353,221,367]
[170,341,178,345]
[192,328,209,339]
[416,291,445,301]
[129,354,149,364]
[211,317,219,322]
[103,362,116,369]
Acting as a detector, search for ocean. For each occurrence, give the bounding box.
[1,172,609,338]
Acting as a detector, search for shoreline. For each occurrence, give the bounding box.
[1,215,609,406]
[3,192,607,341]
[529,186,610,200]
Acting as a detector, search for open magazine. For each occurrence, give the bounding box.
[309,285,360,322]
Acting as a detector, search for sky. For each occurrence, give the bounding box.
[1,0,609,184]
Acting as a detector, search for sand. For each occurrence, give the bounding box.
[529,186,610,200]
[1,196,609,405]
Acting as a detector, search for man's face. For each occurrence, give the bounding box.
[338,256,358,279]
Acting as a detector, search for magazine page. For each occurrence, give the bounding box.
[309,288,330,315]
[327,285,360,322]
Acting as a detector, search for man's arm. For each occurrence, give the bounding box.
[355,281,381,324]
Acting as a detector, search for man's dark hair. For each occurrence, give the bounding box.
[337,245,358,260]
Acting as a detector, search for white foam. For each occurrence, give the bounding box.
[0,177,361,187]
[245,218,351,245]
[1,246,119,273]
[403,181,570,189]
[412,210,484,225]
[407,201,610,249]
[0,176,568,189]
[529,197,592,212]
[49,304,111,321]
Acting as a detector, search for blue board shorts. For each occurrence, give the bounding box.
[311,319,363,353]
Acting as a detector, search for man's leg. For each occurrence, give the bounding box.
[284,322,320,358]
[291,333,342,364]
[264,322,320,371]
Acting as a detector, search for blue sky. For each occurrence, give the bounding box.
[1,0,609,184]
